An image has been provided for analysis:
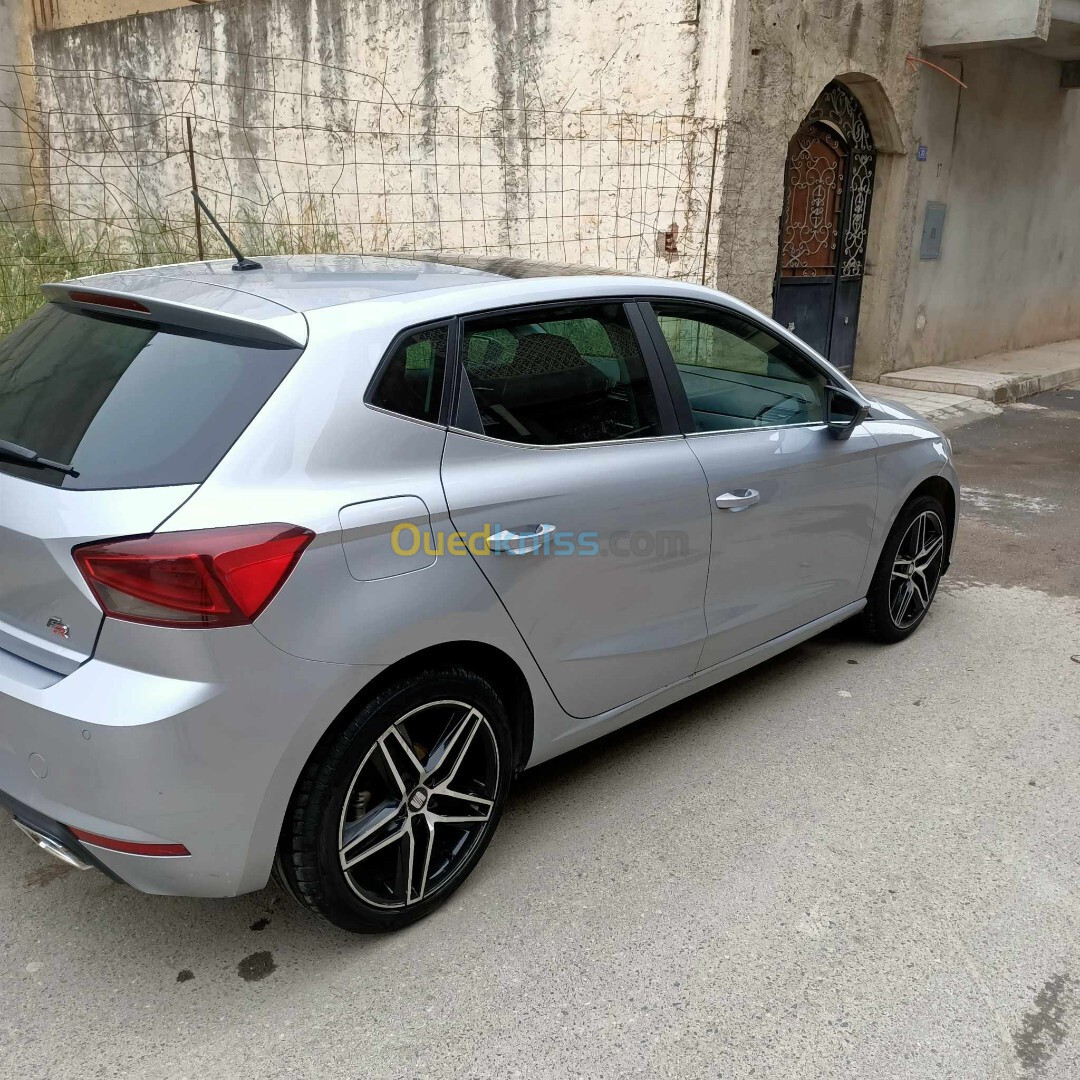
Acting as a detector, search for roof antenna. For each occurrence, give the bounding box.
[192,190,262,272]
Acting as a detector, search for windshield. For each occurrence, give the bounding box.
[0,303,302,490]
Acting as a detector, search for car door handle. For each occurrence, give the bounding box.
[715,489,760,512]
[486,523,557,554]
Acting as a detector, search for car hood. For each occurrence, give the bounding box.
[863,393,932,426]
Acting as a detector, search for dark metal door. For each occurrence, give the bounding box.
[773,122,846,359]
[773,83,876,375]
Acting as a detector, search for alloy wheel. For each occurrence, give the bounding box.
[889,510,945,630]
[337,700,501,909]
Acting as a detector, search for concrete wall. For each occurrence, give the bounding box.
[17,0,923,375]
[28,0,737,279]
[921,0,1053,48]
[13,0,1079,377]
[0,0,39,220]
[710,0,923,380]
[42,0,223,32]
[897,47,1080,368]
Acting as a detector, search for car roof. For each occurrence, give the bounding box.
[47,252,742,351]
[60,253,626,315]
[48,252,861,395]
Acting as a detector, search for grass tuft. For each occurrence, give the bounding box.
[0,199,350,334]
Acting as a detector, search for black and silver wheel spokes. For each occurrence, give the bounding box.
[889,510,945,629]
[338,701,500,909]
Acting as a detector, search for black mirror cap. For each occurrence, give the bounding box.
[826,385,871,440]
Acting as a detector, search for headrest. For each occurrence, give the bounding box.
[510,333,589,376]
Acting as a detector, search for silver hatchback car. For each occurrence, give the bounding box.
[0,255,957,931]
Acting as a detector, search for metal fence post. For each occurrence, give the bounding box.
[700,125,720,286]
[185,115,204,261]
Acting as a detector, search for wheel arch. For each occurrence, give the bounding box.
[906,473,957,571]
[859,459,958,601]
[317,640,535,776]
[246,639,536,897]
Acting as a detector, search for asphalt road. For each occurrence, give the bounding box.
[2,389,1078,1080]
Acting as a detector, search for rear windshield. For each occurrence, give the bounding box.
[0,303,302,490]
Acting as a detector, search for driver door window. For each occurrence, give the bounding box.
[649,302,826,432]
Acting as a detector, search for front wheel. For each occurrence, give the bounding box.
[277,666,512,932]
[861,494,948,643]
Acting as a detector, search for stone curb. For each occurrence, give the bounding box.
[878,346,1080,404]
[854,381,1003,429]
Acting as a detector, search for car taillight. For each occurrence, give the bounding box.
[66,290,151,313]
[73,524,314,629]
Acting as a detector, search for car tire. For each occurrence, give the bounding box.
[861,494,948,644]
[276,666,512,932]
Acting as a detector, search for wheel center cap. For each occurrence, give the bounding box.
[408,787,429,812]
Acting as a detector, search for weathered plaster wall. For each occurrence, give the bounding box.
[920,0,1052,49]
[43,0,223,32]
[898,47,1080,367]
[711,0,923,379]
[33,0,734,119]
[29,0,737,277]
[0,0,39,220]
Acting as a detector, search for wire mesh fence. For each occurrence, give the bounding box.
[0,44,750,333]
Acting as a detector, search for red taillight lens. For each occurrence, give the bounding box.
[68,827,190,857]
[73,524,314,629]
[67,290,151,313]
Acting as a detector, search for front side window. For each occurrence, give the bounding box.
[456,302,661,445]
[651,302,826,432]
[368,324,448,424]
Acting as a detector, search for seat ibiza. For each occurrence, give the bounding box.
[0,255,957,931]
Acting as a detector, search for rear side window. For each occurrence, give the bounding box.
[368,324,448,424]
[455,302,662,445]
[0,304,302,490]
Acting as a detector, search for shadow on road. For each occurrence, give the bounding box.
[3,613,878,979]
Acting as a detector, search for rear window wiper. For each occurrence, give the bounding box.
[0,439,79,477]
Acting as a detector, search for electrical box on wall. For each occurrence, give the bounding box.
[919,202,947,260]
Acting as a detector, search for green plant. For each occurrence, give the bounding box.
[0,214,202,334]
[0,199,357,336]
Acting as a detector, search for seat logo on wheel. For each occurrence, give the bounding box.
[408,788,429,811]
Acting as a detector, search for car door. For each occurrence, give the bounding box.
[439,298,711,719]
[640,298,879,670]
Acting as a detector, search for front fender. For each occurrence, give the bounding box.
[860,418,958,596]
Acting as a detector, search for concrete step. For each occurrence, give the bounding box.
[854,381,1001,427]
[879,339,1080,403]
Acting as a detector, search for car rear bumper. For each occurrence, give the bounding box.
[0,785,122,876]
[0,618,379,897]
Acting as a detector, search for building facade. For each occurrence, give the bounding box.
[1,0,1078,379]
[900,0,1080,369]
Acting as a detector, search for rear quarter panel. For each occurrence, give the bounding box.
[157,303,571,762]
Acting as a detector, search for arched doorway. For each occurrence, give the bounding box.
[773,82,876,375]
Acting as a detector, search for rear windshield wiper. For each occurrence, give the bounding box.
[0,438,79,477]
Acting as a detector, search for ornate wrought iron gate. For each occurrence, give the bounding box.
[773,82,876,375]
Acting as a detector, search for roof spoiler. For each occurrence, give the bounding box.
[40,283,307,348]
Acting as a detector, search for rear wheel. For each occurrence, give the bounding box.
[861,494,947,643]
[277,667,511,932]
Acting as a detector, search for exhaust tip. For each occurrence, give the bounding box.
[12,818,92,870]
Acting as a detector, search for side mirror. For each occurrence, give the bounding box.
[825,385,870,440]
